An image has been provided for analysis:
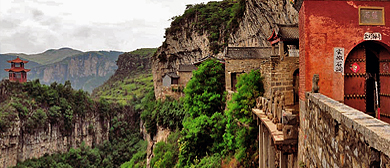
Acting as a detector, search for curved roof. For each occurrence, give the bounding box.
[225,47,273,59]
[7,57,29,63]
[268,24,299,44]
[5,67,31,72]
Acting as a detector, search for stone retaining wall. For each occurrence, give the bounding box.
[299,93,390,168]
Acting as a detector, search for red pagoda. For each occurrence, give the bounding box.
[4,57,30,83]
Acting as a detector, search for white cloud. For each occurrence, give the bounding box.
[0,0,216,54]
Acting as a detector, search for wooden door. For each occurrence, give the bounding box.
[379,49,390,122]
[344,45,367,112]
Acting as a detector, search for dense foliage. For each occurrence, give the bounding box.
[177,65,264,167]
[140,90,186,138]
[165,0,245,54]
[224,70,264,165]
[178,59,226,167]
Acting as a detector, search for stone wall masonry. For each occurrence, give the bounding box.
[269,56,299,106]
[299,93,390,168]
[177,71,193,86]
[225,58,271,93]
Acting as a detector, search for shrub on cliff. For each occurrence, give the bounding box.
[140,89,186,138]
[224,69,264,165]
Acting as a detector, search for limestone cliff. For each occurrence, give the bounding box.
[30,51,122,93]
[152,0,298,99]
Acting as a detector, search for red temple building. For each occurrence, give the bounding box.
[298,0,390,123]
[4,57,30,83]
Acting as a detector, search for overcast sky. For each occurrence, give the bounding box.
[0,0,216,54]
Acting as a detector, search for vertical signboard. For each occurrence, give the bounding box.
[334,48,344,73]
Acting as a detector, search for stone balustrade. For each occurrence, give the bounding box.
[299,93,390,168]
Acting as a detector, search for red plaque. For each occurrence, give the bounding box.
[350,62,360,73]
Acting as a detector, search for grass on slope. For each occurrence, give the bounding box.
[96,73,153,105]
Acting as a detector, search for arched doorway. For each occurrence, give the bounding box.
[344,42,390,123]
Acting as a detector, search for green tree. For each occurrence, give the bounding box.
[223,70,264,164]
[178,59,226,167]
[183,59,225,118]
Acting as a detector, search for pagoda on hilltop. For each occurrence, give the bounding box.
[4,57,30,83]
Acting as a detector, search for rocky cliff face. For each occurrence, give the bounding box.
[112,51,152,79]
[140,124,171,168]
[0,112,108,168]
[30,51,122,93]
[229,0,298,47]
[152,0,298,99]
[0,80,111,168]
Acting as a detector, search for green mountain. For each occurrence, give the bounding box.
[11,47,83,65]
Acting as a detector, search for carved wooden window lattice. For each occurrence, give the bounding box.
[359,6,385,26]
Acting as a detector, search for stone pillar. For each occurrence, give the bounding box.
[269,135,275,168]
[272,45,276,55]
[279,151,287,168]
[259,124,263,168]
[279,41,284,57]
[263,129,268,168]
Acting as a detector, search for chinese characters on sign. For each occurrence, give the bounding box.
[359,7,385,25]
[288,49,299,57]
[364,32,382,41]
[334,48,344,73]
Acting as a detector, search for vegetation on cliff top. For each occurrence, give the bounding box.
[165,0,245,54]
[0,79,92,135]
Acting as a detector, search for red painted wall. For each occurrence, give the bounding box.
[299,1,390,102]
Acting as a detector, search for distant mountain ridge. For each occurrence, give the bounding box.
[29,51,124,92]
[6,47,83,65]
[1,48,124,92]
